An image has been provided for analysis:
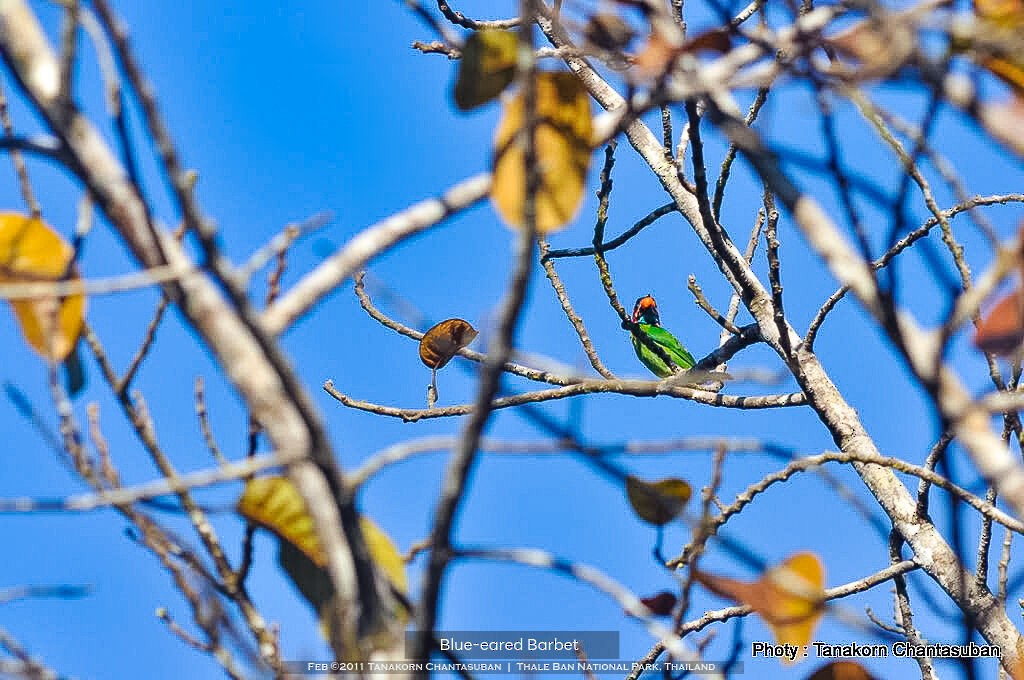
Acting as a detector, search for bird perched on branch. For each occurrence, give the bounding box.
[630,294,695,378]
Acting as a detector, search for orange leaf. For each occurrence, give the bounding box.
[0,213,85,361]
[975,289,1024,355]
[761,552,825,656]
[695,552,825,662]
[682,28,732,55]
[693,569,769,609]
[806,661,878,680]
[632,29,679,79]
[975,0,1024,23]
[491,71,593,233]
[419,318,478,369]
[955,0,1024,95]
[984,54,1024,97]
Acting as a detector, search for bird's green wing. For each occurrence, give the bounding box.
[631,324,695,377]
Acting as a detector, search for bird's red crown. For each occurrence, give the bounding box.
[632,294,661,325]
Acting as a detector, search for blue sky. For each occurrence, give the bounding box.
[0,1,1021,679]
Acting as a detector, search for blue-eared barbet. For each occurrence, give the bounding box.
[631,294,695,377]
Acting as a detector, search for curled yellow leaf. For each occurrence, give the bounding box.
[0,213,85,361]
[491,71,593,233]
[419,318,478,370]
[625,475,691,526]
[454,29,518,111]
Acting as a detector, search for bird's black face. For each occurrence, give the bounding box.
[632,295,661,326]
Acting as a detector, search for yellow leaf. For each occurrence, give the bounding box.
[491,71,593,233]
[983,54,1024,96]
[419,318,478,369]
[360,515,408,597]
[237,476,409,634]
[454,29,518,111]
[238,476,325,566]
[695,551,825,663]
[762,552,825,656]
[625,475,691,526]
[315,515,410,649]
[975,0,1024,24]
[0,213,85,361]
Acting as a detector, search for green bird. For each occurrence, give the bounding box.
[630,294,695,377]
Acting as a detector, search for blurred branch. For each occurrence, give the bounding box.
[541,202,678,260]
[0,0,396,660]
[262,173,491,335]
[0,585,90,605]
[0,627,60,680]
[411,9,541,662]
[540,238,615,378]
[0,447,299,513]
[670,450,1024,574]
[804,193,1024,350]
[349,434,791,488]
[457,547,723,679]
[354,270,586,386]
[629,560,920,679]
[541,4,1024,670]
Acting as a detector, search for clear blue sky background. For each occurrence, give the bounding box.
[0,1,1020,679]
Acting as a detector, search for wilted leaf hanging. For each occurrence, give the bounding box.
[695,551,825,660]
[975,289,1024,355]
[454,29,518,111]
[0,212,85,362]
[491,71,593,233]
[625,475,691,526]
[419,318,478,370]
[806,661,879,680]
